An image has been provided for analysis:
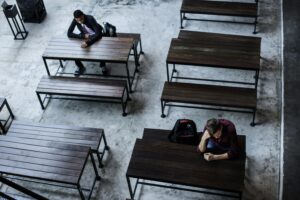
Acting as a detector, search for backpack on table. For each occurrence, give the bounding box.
[168,119,199,145]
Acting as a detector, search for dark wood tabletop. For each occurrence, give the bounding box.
[127,139,245,193]
[42,36,134,63]
[167,34,260,71]
[181,0,258,17]
[7,120,103,152]
[0,135,90,185]
[178,30,261,55]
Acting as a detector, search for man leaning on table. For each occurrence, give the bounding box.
[198,118,240,161]
[67,9,106,76]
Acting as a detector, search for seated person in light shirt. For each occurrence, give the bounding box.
[67,10,106,76]
[198,118,240,161]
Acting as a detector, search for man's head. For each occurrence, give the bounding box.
[74,10,85,24]
[206,118,222,138]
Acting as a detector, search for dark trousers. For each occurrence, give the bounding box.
[75,60,106,69]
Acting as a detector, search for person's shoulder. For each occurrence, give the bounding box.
[219,119,234,126]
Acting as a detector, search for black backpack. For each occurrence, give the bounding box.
[168,119,199,145]
[103,22,117,37]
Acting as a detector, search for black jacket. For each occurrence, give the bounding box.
[67,15,103,46]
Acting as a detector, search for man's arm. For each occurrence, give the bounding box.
[67,19,84,39]
[86,16,102,46]
[198,130,211,152]
[204,152,229,161]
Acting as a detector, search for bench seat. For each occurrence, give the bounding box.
[160,82,257,125]
[180,0,258,33]
[36,76,130,116]
[7,120,109,167]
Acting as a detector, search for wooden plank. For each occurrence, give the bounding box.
[0,147,84,164]
[2,134,98,149]
[181,0,257,17]
[0,139,88,158]
[178,31,261,52]
[161,82,257,109]
[40,76,127,86]
[11,121,103,136]
[178,31,261,55]
[42,52,129,62]
[127,139,245,192]
[8,127,100,141]
[0,152,83,171]
[167,38,260,70]
[0,158,81,177]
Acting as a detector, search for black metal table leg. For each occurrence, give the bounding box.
[4,99,14,119]
[166,62,170,82]
[43,58,51,76]
[126,176,134,199]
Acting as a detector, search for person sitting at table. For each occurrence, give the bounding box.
[198,118,240,161]
[67,9,106,76]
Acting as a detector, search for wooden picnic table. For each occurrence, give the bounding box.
[0,97,14,134]
[126,138,246,199]
[166,30,261,89]
[0,135,99,200]
[42,36,138,92]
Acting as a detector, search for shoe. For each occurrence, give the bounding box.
[101,66,108,76]
[74,67,86,76]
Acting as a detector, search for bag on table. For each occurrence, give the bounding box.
[168,119,199,145]
[103,22,117,37]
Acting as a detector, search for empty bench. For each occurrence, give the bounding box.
[117,32,144,61]
[7,120,109,168]
[160,82,257,126]
[180,0,259,33]
[36,76,130,116]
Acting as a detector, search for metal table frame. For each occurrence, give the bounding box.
[3,150,100,200]
[0,98,14,133]
[126,173,242,200]
[166,62,260,90]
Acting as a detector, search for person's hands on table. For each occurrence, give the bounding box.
[204,152,214,161]
[81,41,88,48]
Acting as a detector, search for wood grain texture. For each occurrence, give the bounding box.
[43,36,134,63]
[161,82,257,109]
[127,138,245,192]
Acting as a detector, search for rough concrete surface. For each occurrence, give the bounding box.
[0,0,282,199]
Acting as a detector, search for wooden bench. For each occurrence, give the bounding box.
[160,82,257,126]
[0,97,14,134]
[126,137,246,199]
[180,0,259,33]
[7,120,110,168]
[36,76,130,116]
[117,33,144,61]
[0,135,99,200]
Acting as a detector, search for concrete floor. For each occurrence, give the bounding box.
[0,0,282,199]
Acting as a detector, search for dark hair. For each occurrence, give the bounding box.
[206,118,221,135]
[73,10,84,18]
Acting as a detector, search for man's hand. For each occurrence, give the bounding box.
[84,34,89,39]
[81,42,88,48]
[204,153,214,161]
[203,130,211,140]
